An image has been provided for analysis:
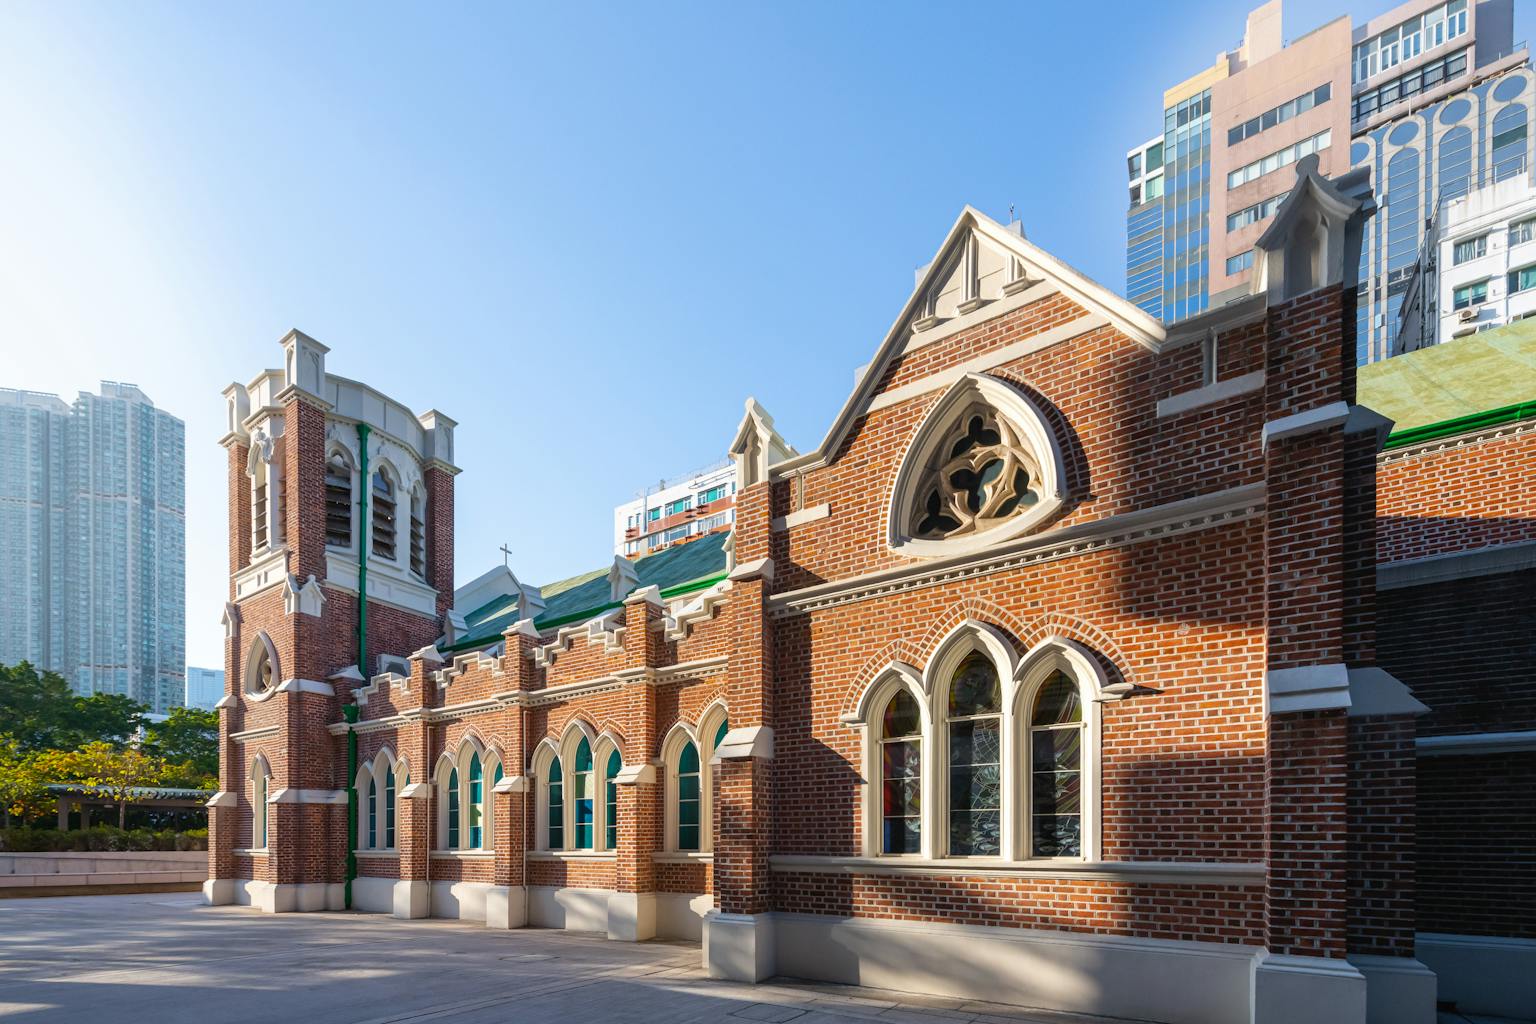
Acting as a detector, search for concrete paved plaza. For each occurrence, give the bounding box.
[0,895,1525,1024]
[0,894,1143,1024]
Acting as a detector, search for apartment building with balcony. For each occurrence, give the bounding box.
[1397,172,1536,350]
[612,460,736,557]
[1124,0,1530,363]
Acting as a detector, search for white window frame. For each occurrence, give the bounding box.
[593,732,624,853]
[660,702,729,855]
[324,445,359,553]
[848,623,1110,864]
[434,737,493,851]
[355,747,404,851]
[558,721,599,851]
[250,754,272,851]
[243,632,279,702]
[1452,235,1487,265]
[246,428,283,558]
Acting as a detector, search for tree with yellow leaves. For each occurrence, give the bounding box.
[0,736,55,827]
[36,741,169,829]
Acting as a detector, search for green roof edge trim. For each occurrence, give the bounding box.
[440,571,730,654]
[1381,397,1536,450]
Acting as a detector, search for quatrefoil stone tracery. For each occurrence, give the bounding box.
[911,410,1043,541]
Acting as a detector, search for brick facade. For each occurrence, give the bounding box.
[205,179,1528,1023]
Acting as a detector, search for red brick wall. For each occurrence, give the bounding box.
[1376,427,1536,564]
[1346,716,1416,956]
[1418,751,1536,939]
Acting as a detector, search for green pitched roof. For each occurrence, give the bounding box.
[446,531,730,653]
[1360,320,1536,440]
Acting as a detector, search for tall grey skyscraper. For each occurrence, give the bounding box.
[0,382,185,713]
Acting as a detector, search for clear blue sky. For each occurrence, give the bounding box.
[3,0,1525,671]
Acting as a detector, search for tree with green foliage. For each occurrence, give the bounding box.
[0,736,55,827]
[36,742,169,829]
[144,707,219,789]
[0,662,148,752]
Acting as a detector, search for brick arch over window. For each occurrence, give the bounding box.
[915,600,1031,665]
[1017,612,1136,693]
[835,640,928,724]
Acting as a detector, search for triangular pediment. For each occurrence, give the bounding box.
[779,207,1165,477]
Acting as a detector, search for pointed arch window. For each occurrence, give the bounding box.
[252,758,271,850]
[446,765,461,849]
[466,753,483,848]
[372,469,397,560]
[245,634,278,699]
[325,451,354,549]
[572,738,595,849]
[676,741,701,851]
[384,766,397,848]
[409,487,427,578]
[946,652,1002,856]
[1028,671,1084,857]
[367,770,378,846]
[546,756,564,850]
[889,374,1065,558]
[881,690,922,855]
[604,749,621,850]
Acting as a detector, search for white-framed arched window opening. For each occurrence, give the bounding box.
[662,704,729,854]
[408,486,427,579]
[880,689,923,855]
[324,448,356,551]
[1013,645,1102,861]
[356,750,403,851]
[851,624,1107,863]
[244,632,278,701]
[247,430,284,556]
[250,754,272,850]
[436,740,492,851]
[572,736,595,849]
[602,746,622,851]
[372,465,398,561]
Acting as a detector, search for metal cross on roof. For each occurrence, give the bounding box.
[500,543,513,568]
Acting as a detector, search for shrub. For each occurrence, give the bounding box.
[0,824,207,852]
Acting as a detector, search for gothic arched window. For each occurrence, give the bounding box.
[1028,671,1084,857]
[572,737,594,850]
[372,468,397,560]
[880,690,922,855]
[889,373,1065,558]
[946,652,1002,856]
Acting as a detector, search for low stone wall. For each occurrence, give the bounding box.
[0,851,206,896]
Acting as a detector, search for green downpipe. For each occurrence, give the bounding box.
[344,705,358,908]
[346,421,372,910]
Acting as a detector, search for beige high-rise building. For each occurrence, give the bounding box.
[1124,0,1531,362]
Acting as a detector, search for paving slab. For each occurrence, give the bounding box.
[0,894,1159,1024]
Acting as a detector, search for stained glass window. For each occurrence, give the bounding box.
[1030,671,1083,857]
[384,767,396,849]
[714,717,729,750]
[881,690,922,854]
[948,652,1001,856]
[255,771,268,848]
[605,750,621,850]
[574,738,594,850]
[545,756,563,849]
[467,754,483,848]
[677,741,701,851]
[446,767,460,849]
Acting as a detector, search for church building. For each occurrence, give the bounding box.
[205,159,1535,1024]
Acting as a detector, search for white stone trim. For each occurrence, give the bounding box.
[230,725,279,743]
[1416,730,1536,756]
[282,574,327,618]
[1253,951,1366,1024]
[704,910,777,983]
[765,910,1257,1024]
[1416,932,1536,1020]
[429,850,496,860]
[1266,663,1351,714]
[1156,370,1265,418]
[1378,414,1536,462]
[886,373,1067,559]
[268,788,348,805]
[728,556,774,583]
[275,678,336,698]
[898,280,1057,355]
[652,851,714,864]
[714,725,772,761]
[234,546,289,601]
[1347,955,1437,1024]
[325,553,438,617]
[770,503,830,532]
[205,791,237,808]
[1346,667,1429,717]
[525,850,616,861]
[491,773,528,794]
[664,580,732,641]
[614,762,656,785]
[768,855,1263,885]
[1260,400,1350,449]
[771,485,1264,617]
[869,316,1109,418]
[1378,540,1536,590]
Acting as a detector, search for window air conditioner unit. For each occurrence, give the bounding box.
[1457,307,1479,322]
